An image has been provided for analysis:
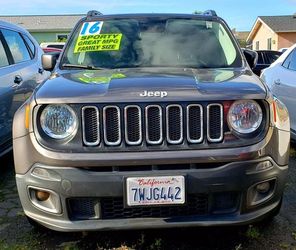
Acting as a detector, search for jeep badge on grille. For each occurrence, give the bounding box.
[140,90,168,98]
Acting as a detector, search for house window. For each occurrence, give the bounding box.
[255,41,259,50]
[56,34,68,42]
[267,38,272,50]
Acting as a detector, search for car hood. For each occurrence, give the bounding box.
[35,67,267,104]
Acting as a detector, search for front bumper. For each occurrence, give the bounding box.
[16,156,288,232]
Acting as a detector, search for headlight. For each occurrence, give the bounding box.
[40,104,78,139]
[227,100,263,134]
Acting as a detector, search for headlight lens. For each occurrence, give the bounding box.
[40,104,78,139]
[227,100,263,134]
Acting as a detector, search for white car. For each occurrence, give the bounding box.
[261,44,296,140]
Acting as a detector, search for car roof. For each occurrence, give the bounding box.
[269,43,296,66]
[84,13,220,21]
[0,20,29,34]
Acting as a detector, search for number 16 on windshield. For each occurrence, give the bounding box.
[80,22,104,36]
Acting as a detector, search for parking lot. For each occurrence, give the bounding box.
[0,146,294,250]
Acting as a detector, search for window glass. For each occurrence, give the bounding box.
[62,18,242,69]
[22,34,35,57]
[282,49,295,69]
[288,49,296,71]
[267,38,272,50]
[1,29,31,63]
[56,34,68,42]
[255,41,259,50]
[0,39,9,67]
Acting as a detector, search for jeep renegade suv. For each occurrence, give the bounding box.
[13,10,290,231]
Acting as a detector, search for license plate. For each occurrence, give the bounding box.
[126,176,185,206]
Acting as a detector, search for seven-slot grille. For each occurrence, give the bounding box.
[82,103,223,147]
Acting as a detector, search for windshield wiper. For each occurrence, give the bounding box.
[61,63,109,70]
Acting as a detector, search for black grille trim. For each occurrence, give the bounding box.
[82,106,100,146]
[103,106,121,146]
[145,105,163,145]
[207,104,223,142]
[187,104,203,143]
[67,195,208,220]
[82,103,225,147]
[166,104,183,144]
[124,105,142,145]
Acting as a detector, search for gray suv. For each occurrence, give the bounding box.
[0,20,47,156]
[13,11,290,232]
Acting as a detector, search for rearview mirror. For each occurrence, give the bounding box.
[242,49,258,69]
[42,52,60,71]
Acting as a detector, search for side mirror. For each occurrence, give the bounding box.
[242,49,258,69]
[41,52,60,71]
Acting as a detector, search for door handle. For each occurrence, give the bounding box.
[14,75,23,84]
[274,79,281,85]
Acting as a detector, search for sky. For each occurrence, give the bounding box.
[0,0,295,31]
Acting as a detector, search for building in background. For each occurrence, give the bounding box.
[232,29,250,48]
[0,14,84,44]
[247,14,296,51]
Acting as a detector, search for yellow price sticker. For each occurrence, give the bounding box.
[74,33,122,53]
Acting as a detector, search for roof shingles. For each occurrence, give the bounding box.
[259,15,296,32]
[0,15,84,32]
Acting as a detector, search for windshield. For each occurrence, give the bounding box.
[61,17,242,69]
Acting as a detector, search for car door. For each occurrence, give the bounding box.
[272,48,296,135]
[0,27,45,148]
[0,33,15,147]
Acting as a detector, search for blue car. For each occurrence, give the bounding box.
[0,20,48,156]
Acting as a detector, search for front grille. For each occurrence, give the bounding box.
[103,106,121,146]
[166,105,183,144]
[207,104,223,142]
[82,106,100,146]
[68,198,100,220]
[82,103,224,147]
[146,105,163,144]
[67,195,208,220]
[187,104,203,143]
[124,106,142,145]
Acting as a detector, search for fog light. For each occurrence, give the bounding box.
[247,179,276,207]
[28,186,62,214]
[256,182,270,194]
[36,190,50,201]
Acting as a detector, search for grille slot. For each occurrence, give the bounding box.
[124,105,142,145]
[68,195,208,220]
[82,106,100,146]
[187,104,203,143]
[68,198,100,220]
[145,105,163,145]
[207,104,223,142]
[103,106,121,146]
[166,104,183,144]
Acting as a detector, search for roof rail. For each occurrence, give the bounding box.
[86,10,102,18]
[203,10,217,17]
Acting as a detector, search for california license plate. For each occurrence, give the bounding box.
[126,176,185,206]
